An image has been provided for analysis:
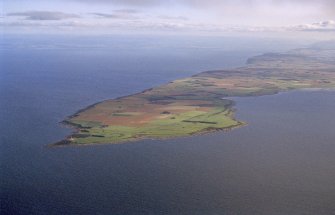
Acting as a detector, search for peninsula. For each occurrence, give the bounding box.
[56,44,335,145]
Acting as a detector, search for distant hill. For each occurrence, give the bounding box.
[246,41,335,66]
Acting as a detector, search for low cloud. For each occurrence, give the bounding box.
[73,0,159,6]
[113,9,138,14]
[7,11,79,20]
[3,10,335,37]
[91,9,139,19]
[71,0,335,12]
[91,13,122,19]
[292,20,335,32]
[158,15,189,21]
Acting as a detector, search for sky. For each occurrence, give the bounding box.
[1,0,335,38]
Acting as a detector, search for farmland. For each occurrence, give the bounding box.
[56,46,335,145]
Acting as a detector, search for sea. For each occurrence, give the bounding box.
[1,34,335,215]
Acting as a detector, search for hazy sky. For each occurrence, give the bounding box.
[1,0,335,37]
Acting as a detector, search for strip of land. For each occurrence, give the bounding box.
[56,43,335,145]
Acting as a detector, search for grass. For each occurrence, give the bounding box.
[69,106,242,144]
[58,46,335,145]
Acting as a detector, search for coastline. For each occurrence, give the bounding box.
[53,46,335,146]
[53,113,246,147]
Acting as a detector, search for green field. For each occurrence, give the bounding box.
[67,103,243,144]
[56,45,335,145]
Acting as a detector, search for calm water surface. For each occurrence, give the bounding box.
[1,35,334,215]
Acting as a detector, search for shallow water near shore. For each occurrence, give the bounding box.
[1,35,335,215]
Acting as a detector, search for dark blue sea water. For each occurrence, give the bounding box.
[1,35,335,215]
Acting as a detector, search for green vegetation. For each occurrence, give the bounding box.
[67,103,242,145]
[55,46,335,145]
